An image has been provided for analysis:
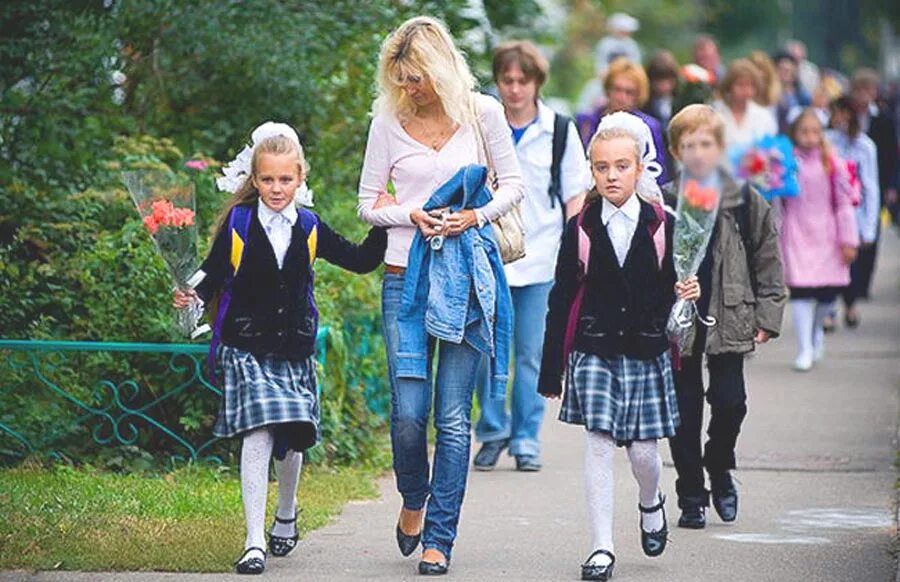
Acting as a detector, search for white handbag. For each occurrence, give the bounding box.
[471,96,526,264]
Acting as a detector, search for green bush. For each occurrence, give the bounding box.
[0,0,543,469]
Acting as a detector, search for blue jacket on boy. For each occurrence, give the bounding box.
[396,164,512,399]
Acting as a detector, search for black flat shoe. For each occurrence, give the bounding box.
[235,547,266,575]
[845,311,861,329]
[473,438,509,471]
[418,559,450,575]
[677,505,706,529]
[581,549,615,581]
[710,472,738,523]
[639,493,669,557]
[268,514,299,557]
[396,522,422,557]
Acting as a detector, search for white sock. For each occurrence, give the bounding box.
[584,431,616,566]
[791,299,816,362]
[271,451,303,538]
[813,301,832,357]
[627,440,664,533]
[241,428,273,561]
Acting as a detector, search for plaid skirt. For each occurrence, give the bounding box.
[560,350,680,444]
[213,345,320,452]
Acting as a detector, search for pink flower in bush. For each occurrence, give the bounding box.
[184,160,209,171]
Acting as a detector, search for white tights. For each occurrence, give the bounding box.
[792,299,833,362]
[584,432,663,565]
[240,428,304,561]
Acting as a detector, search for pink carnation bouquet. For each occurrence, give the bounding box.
[123,170,206,337]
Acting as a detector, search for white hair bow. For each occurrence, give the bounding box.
[594,111,668,212]
[216,121,314,207]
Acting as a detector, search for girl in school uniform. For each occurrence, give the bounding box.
[538,112,699,581]
[174,122,387,575]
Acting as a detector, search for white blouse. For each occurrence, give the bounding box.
[712,99,778,151]
[357,93,525,267]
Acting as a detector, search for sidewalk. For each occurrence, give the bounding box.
[3,231,899,582]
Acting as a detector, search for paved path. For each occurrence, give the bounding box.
[4,231,899,581]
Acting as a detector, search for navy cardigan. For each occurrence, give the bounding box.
[538,198,676,396]
[195,204,386,360]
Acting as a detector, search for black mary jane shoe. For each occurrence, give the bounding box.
[581,549,615,581]
[639,493,669,558]
[711,472,738,523]
[418,559,450,576]
[396,518,423,557]
[268,514,299,557]
[235,547,267,575]
[677,505,707,529]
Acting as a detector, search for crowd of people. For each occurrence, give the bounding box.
[171,12,898,580]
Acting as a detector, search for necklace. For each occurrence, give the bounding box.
[406,115,457,151]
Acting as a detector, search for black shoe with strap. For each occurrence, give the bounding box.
[638,493,669,557]
[710,472,738,522]
[268,514,299,557]
[473,438,509,471]
[235,547,267,575]
[581,549,615,581]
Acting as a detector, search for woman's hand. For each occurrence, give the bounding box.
[410,208,444,238]
[373,191,397,209]
[674,276,701,302]
[444,209,478,237]
[173,288,198,309]
[841,245,858,265]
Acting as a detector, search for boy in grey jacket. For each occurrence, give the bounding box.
[664,105,787,528]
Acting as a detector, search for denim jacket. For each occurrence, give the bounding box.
[396,165,513,399]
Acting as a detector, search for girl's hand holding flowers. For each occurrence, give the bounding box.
[173,288,199,309]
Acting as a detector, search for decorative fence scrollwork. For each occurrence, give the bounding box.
[0,331,327,466]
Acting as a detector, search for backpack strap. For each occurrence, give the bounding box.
[736,183,757,295]
[646,202,667,269]
[209,205,253,382]
[549,113,571,219]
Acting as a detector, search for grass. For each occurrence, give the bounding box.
[0,461,384,572]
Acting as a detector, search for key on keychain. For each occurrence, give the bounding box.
[429,210,448,251]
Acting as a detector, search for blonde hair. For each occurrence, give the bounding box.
[720,59,762,105]
[789,108,833,175]
[748,51,782,107]
[213,135,308,237]
[585,127,643,204]
[667,104,726,157]
[374,16,477,126]
[603,57,650,107]
[205,134,307,321]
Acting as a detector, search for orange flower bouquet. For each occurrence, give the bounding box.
[667,176,722,349]
[123,170,206,337]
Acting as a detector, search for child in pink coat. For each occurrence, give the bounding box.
[781,109,859,371]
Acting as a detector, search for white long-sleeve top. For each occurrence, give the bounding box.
[827,129,881,244]
[357,93,525,267]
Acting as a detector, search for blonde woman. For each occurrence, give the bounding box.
[357,16,524,576]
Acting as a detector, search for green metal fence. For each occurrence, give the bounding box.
[0,330,327,466]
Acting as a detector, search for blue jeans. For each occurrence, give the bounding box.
[475,282,551,457]
[382,273,480,559]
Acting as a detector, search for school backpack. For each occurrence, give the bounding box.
[547,113,572,228]
[562,199,668,360]
[207,204,320,382]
